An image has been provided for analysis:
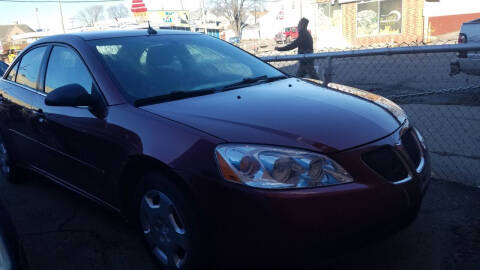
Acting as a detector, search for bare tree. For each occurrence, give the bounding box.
[75,5,104,27]
[107,4,129,21]
[210,0,262,37]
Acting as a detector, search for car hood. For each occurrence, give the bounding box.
[141,78,401,153]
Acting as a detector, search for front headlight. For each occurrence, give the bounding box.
[215,144,353,189]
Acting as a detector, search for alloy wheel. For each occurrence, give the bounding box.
[140,190,188,269]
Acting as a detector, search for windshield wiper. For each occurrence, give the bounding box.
[219,75,288,91]
[133,75,288,106]
[134,89,217,107]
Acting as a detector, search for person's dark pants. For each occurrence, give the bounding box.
[296,59,319,80]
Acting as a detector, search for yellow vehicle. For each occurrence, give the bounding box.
[7,50,16,64]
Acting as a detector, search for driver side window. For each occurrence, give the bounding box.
[45,46,95,94]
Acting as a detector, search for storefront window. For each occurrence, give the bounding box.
[318,2,342,30]
[357,1,379,36]
[357,0,402,36]
[379,0,402,34]
[319,3,329,18]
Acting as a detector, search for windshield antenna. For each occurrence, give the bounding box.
[147,21,157,35]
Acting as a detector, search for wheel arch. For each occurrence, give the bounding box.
[117,154,193,218]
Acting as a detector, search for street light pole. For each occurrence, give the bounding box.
[58,0,65,33]
[254,0,257,24]
[299,0,303,18]
[35,8,41,30]
[201,0,207,34]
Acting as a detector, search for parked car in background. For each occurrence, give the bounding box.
[0,30,430,270]
[0,61,7,76]
[228,36,240,44]
[0,199,28,270]
[451,18,480,75]
[275,27,299,44]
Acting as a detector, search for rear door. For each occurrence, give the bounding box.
[0,46,49,167]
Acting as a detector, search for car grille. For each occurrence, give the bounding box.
[402,129,421,168]
[362,146,409,183]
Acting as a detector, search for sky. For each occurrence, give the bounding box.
[0,0,203,32]
[2,0,480,32]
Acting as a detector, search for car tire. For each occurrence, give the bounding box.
[0,200,29,270]
[131,171,207,270]
[0,135,23,184]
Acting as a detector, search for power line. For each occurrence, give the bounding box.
[0,0,123,3]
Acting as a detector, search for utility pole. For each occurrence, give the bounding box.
[58,0,65,33]
[180,0,184,10]
[299,0,303,18]
[254,0,257,24]
[35,8,41,30]
[201,0,207,34]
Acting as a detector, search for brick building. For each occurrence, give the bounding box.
[313,0,480,48]
[315,0,424,48]
[0,24,34,54]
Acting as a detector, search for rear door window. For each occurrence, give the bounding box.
[16,46,47,90]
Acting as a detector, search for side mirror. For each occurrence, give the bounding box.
[45,84,93,107]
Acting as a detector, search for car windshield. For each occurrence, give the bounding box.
[89,34,285,104]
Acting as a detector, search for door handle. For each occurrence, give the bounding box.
[32,109,46,123]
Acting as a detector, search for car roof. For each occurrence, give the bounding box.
[465,18,480,24]
[76,29,199,40]
[35,29,200,43]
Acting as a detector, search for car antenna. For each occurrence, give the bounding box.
[147,21,157,35]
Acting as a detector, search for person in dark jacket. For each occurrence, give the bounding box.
[275,17,319,79]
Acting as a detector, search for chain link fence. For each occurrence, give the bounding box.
[260,44,480,187]
[239,39,460,56]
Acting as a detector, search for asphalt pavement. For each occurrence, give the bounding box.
[0,172,479,270]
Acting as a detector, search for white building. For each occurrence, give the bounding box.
[240,0,318,40]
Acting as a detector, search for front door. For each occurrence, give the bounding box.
[31,45,119,202]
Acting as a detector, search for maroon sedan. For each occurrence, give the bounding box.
[0,30,430,269]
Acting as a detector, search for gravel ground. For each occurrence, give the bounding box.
[1,173,479,270]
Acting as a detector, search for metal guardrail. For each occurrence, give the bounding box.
[260,44,480,62]
[261,43,480,86]
[260,44,480,187]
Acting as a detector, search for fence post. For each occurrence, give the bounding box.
[323,56,333,86]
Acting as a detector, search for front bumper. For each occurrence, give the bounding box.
[177,124,431,258]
